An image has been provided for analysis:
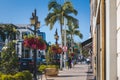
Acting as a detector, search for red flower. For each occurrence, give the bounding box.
[57,47,63,54]
[51,45,63,54]
[23,35,46,50]
[70,53,74,57]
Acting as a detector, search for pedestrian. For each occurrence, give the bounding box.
[68,57,72,69]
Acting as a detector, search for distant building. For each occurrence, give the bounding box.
[15,24,33,58]
[81,38,93,64]
[37,30,46,40]
[0,24,46,64]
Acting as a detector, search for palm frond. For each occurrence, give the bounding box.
[64,15,79,27]
[48,0,61,11]
[62,1,78,15]
[74,30,83,39]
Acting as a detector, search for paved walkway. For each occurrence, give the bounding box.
[38,63,94,80]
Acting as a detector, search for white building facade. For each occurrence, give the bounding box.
[16,24,46,64]
[117,0,120,79]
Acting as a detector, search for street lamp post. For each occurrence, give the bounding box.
[54,29,59,65]
[54,29,59,45]
[30,9,40,80]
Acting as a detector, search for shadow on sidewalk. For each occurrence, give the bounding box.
[57,74,87,77]
[46,79,54,80]
[86,65,95,80]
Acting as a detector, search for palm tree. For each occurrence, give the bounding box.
[66,25,83,52]
[45,0,78,69]
[45,0,78,45]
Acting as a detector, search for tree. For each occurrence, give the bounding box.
[0,24,19,41]
[0,41,19,74]
[45,0,78,45]
[45,0,78,69]
[66,25,83,52]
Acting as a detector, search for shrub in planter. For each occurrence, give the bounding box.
[45,65,59,76]
[1,74,14,80]
[38,65,59,76]
[38,65,47,73]
[47,65,59,69]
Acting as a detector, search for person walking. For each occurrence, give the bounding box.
[68,57,72,69]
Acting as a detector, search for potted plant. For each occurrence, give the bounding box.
[38,64,59,77]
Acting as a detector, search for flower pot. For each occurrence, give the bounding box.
[45,68,58,76]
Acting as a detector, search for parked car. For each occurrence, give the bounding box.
[19,58,34,72]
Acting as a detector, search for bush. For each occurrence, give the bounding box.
[0,72,2,79]
[38,65,47,72]
[22,71,32,80]
[47,65,59,69]
[1,74,14,80]
[0,41,19,74]
[14,72,25,80]
[0,71,32,80]
[14,71,32,80]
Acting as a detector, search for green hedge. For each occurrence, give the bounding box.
[1,75,14,80]
[0,71,32,80]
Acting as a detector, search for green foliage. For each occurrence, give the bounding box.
[0,41,19,74]
[0,24,19,41]
[1,74,14,80]
[0,71,32,80]
[38,65,47,72]
[45,0,78,39]
[46,46,54,64]
[47,65,59,69]
[38,64,59,73]
[0,72,3,79]
[22,71,32,80]
[14,72,25,80]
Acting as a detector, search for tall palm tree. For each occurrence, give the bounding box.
[45,0,78,69]
[45,0,78,45]
[66,25,83,52]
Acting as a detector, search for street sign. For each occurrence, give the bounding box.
[62,46,67,52]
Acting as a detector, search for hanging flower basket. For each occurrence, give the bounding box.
[51,45,63,54]
[23,35,46,50]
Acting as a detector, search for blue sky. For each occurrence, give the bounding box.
[0,0,90,44]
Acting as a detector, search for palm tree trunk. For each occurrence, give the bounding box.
[71,34,73,53]
[60,23,63,70]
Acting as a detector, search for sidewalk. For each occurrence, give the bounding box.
[38,63,94,80]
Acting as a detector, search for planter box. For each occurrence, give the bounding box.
[45,68,58,76]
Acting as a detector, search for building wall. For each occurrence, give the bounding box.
[90,0,101,80]
[91,0,118,80]
[106,0,117,80]
[100,0,106,79]
[117,0,120,79]
[96,24,101,80]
